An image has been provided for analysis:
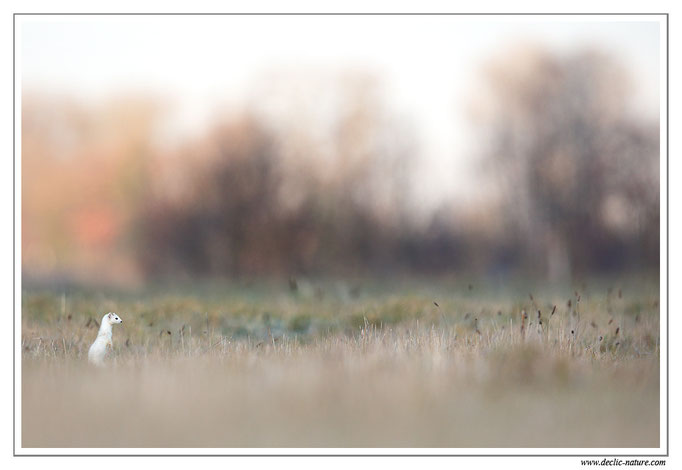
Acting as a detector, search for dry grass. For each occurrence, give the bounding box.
[21,278,660,448]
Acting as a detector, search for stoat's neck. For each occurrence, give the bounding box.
[97,319,113,339]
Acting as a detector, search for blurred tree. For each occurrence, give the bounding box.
[472,46,659,279]
[22,94,158,285]
[139,73,421,279]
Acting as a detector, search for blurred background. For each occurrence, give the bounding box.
[20,16,661,287]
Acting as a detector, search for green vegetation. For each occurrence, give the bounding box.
[21,277,660,448]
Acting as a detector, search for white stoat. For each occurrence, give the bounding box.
[88,312,123,366]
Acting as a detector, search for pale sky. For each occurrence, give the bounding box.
[19,15,662,211]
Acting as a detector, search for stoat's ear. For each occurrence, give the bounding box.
[108,312,113,319]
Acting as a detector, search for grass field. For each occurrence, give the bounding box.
[21,276,660,448]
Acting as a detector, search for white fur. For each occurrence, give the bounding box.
[88,312,123,366]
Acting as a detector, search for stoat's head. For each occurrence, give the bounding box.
[104,312,123,325]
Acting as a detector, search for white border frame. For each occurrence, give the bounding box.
[12,12,669,458]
